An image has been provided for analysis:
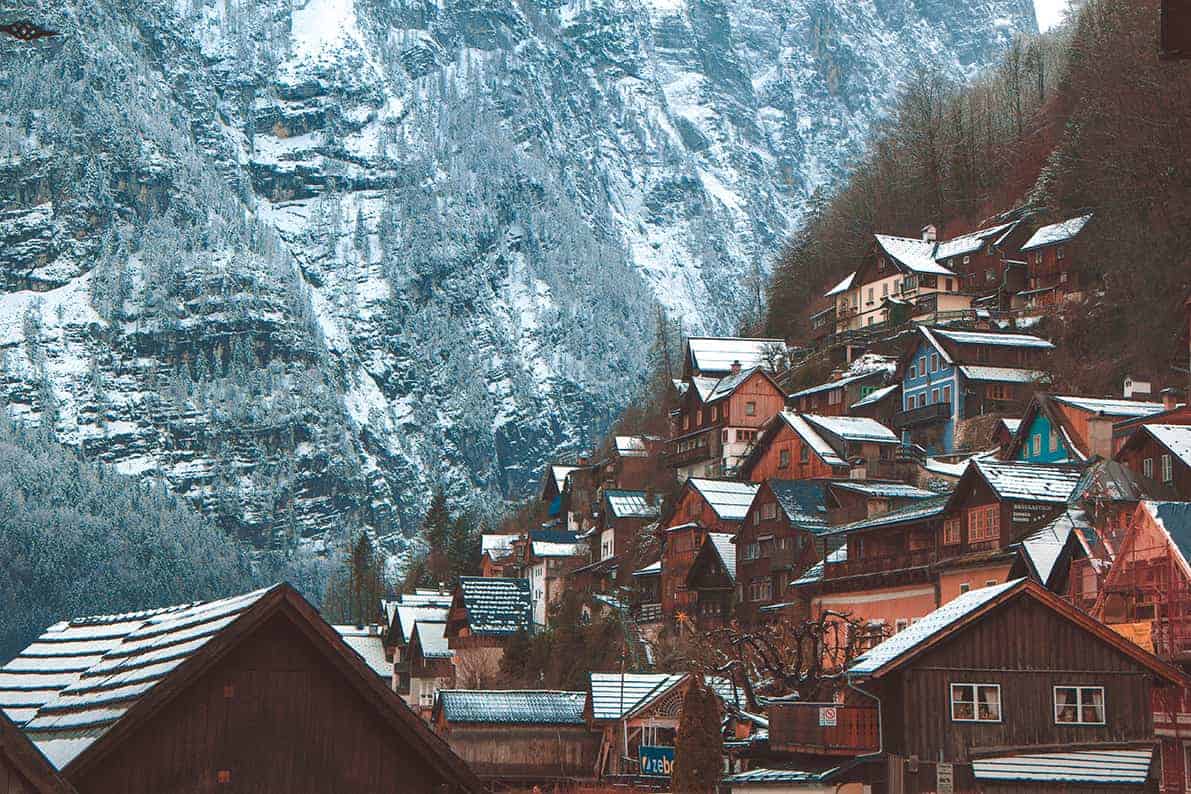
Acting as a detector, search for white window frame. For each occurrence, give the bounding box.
[1053,685,1105,726]
[950,683,1002,723]
[746,401,756,416]
[1144,458,1154,478]
[1162,454,1173,484]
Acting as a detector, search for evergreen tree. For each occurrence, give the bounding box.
[671,675,723,794]
[418,488,452,586]
[323,532,386,625]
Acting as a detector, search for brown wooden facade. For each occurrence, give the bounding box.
[740,416,847,484]
[685,535,736,631]
[1117,426,1191,500]
[660,481,747,618]
[668,368,786,477]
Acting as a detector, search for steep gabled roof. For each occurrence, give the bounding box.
[393,603,451,645]
[685,337,784,375]
[848,579,1182,683]
[967,459,1084,504]
[1013,511,1084,589]
[1141,501,1191,570]
[454,578,532,636]
[825,495,951,537]
[802,414,899,445]
[932,328,1054,350]
[774,412,847,468]
[824,272,855,297]
[933,221,1017,261]
[705,366,783,404]
[873,235,955,276]
[766,479,830,534]
[0,585,481,789]
[687,478,760,522]
[481,533,518,559]
[605,490,661,520]
[789,370,884,400]
[850,383,899,409]
[1141,425,1191,468]
[1020,213,1094,252]
[588,673,743,722]
[411,621,452,660]
[706,533,737,584]
[0,710,76,793]
[434,690,586,725]
[333,625,390,678]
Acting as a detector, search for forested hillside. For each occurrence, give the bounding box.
[0,418,316,660]
[767,0,1191,390]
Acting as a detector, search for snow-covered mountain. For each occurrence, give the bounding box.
[0,0,1035,555]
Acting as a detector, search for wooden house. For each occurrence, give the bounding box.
[523,530,586,626]
[682,336,786,379]
[660,478,758,620]
[408,620,455,714]
[382,592,452,695]
[931,219,1029,306]
[788,366,892,416]
[668,364,787,481]
[1112,402,1191,457]
[596,489,660,568]
[740,411,901,483]
[446,578,532,685]
[602,435,667,493]
[992,416,1021,455]
[0,711,76,794]
[431,690,598,784]
[1009,393,1167,464]
[848,383,900,426]
[825,480,939,526]
[0,584,482,794]
[685,533,737,631]
[1116,424,1191,499]
[480,533,519,578]
[735,479,833,627]
[774,578,1181,792]
[894,326,1053,454]
[1015,213,1094,309]
[333,624,391,682]
[1093,501,1191,791]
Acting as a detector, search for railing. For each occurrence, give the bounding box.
[664,427,719,469]
[1151,616,1191,660]
[892,402,951,428]
[826,548,936,579]
[635,603,662,623]
[769,703,880,755]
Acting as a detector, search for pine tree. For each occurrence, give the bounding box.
[419,489,452,586]
[671,675,723,794]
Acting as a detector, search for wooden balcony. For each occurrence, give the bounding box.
[892,402,951,429]
[826,548,936,579]
[664,427,720,469]
[769,703,879,756]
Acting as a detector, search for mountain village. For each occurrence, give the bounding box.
[4,210,1191,794]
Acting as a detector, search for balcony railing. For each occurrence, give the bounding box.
[664,427,720,469]
[635,603,663,623]
[769,703,880,756]
[892,402,951,429]
[826,548,936,579]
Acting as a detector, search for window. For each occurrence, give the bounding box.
[752,511,759,526]
[909,363,917,379]
[696,409,703,425]
[1060,272,1068,283]
[919,357,928,376]
[683,415,690,430]
[1144,458,1154,479]
[746,401,756,416]
[799,445,809,464]
[943,517,961,545]
[895,618,909,633]
[930,353,939,372]
[988,383,1012,401]
[985,579,998,587]
[931,387,939,404]
[1054,686,1105,725]
[1162,454,1174,484]
[969,506,1000,543]
[951,683,1001,722]
[977,345,991,363]
[748,577,773,602]
[986,269,997,282]
[963,255,971,265]
[1057,246,1065,260]
[761,503,778,521]
[1035,252,1043,265]
[867,287,874,304]
[1032,434,1042,457]
[828,389,843,405]
[959,582,971,594]
[942,385,951,405]
[945,278,953,291]
[711,405,719,421]
[878,256,886,271]
[723,429,729,443]
[882,283,889,298]
[1049,430,1059,453]
[779,449,790,468]
[743,542,761,561]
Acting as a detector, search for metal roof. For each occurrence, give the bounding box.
[457,578,532,636]
[802,414,899,444]
[1020,213,1094,252]
[614,435,652,457]
[828,481,936,499]
[777,412,846,468]
[767,480,830,533]
[333,626,390,678]
[974,459,1084,504]
[1017,512,1079,588]
[850,383,899,409]
[958,365,1047,384]
[632,560,661,577]
[707,533,737,583]
[933,221,1016,260]
[933,328,1054,349]
[1145,501,1191,566]
[789,371,880,400]
[688,478,760,522]
[1052,395,1166,418]
[549,464,579,491]
[1144,424,1191,467]
[723,767,834,785]
[707,366,766,403]
[531,540,587,558]
[825,495,951,536]
[0,586,277,769]
[972,748,1151,785]
[413,621,452,659]
[436,690,586,725]
[588,673,743,721]
[848,579,1023,677]
[606,489,661,519]
[394,603,451,644]
[874,235,956,275]
[686,337,784,374]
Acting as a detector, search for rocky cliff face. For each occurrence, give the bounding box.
[0,0,1035,558]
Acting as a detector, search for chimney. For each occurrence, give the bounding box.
[921,224,937,243]
[1162,387,1182,411]
[730,359,742,376]
[1124,376,1152,399]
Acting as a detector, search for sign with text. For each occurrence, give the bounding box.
[640,745,675,778]
[818,706,838,727]
[936,761,954,794]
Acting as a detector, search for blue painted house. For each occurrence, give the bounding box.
[893,327,1054,454]
[1009,393,1168,463]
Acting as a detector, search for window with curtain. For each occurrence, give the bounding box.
[951,683,1001,722]
[1054,686,1105,725]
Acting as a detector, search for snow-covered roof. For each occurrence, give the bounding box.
[550,465,579,491]
[690,375,721,402]
[632,560,661,577]
[933,328,1054,349]
[456,578,532,636]
[1020,214,1093,252]
[1017,512,1079,588]
[824,272,855,297]
[615,435,651,457]
[1142,501,1191,564]
[829,481,936,499]
[707,366,765,403]
[436,690,587,725]
[0,586,277,768]
[768,480,830,534]
[851,383,899,409]
[688,478,760,522]
[723,768,835,785]
[687,337,784,374]
[588,673,742,721]
[334,626,390,678]
[1000,417,1021,435]
[605,490,661,520]
[793,546,847,586]
[958,365,1047,384]
[789,371,881,400]
[849,580,1022,677]
[826,496,951,536]
[481,533,518,557]
[395,603,451,644]
[1052,395,1167,418]
[777,412,846,467]
[413,621,452,659]
[531,540,586,558]
[707,533,737,583]
[973,460,1084,504]
[1143,424,1191,467]
[398,590,454,607]
[933,221,1016,261]
[874,235,956,275]
[802,414,899,444]
[972,748,1152,786]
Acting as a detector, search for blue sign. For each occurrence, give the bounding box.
[640,745,675,777]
